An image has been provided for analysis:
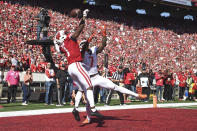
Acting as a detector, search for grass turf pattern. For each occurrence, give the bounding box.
[0,99,197,112]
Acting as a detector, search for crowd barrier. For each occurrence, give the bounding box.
[0,72,47,102]
[0,72,180,103]
[3,72,46,82]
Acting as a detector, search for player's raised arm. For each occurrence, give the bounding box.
[80,40,89,57]
[96,25,107,54]
[80,30,97,57]
[71,9,89,40]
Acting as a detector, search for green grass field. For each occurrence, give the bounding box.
[0,99,197,112]
[171,105,197,109]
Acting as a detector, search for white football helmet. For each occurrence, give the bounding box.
[79,40,87,48]
[53,30,67,52]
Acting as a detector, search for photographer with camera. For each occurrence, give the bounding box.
[34,8,50,40]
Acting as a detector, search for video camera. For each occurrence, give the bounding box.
[40,9,50,27]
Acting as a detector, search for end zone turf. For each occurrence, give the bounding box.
[0,108,197,130]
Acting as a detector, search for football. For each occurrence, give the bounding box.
[70,8,81,18]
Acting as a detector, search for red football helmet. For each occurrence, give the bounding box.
[53,30,68,52]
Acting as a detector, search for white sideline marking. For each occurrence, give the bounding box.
[0,102,197,118]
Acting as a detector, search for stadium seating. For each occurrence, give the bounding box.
[0,0,196,75]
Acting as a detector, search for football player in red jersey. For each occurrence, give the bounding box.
[53,9,102,121]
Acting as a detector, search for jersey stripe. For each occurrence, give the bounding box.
[76,62,92,88]
[77,63,93,87]
[77,62,93,87]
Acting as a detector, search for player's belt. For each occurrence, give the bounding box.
[90,73,98,78]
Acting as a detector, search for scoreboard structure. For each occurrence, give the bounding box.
[85,0,197,20]
[144,0,197,9]
[158,0,192,6]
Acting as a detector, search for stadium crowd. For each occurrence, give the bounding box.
[0,0,197,104]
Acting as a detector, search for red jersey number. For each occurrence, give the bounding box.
[89,56,93,67]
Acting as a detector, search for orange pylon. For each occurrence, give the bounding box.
[153,95,157,108]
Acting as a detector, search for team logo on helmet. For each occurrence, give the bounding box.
[53,30,67,52]
[54,30,67,44]
[79,40,87,48]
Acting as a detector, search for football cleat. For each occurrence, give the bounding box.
[138,94,147,99]
[82,118,90,124]
[72,108,80,121]
[91,110,103,118]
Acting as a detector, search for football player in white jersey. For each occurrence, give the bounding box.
[75,25,147,124]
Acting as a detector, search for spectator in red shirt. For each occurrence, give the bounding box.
[37,58,47,73]
[30,60,37,73]
[123,67,132,103]
[155,70,164,101]
[124,67,136,101]
[130,68,137,94]
[178,71,187,100]
[163,70,173,101]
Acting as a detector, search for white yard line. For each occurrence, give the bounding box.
[0,102,197,118]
